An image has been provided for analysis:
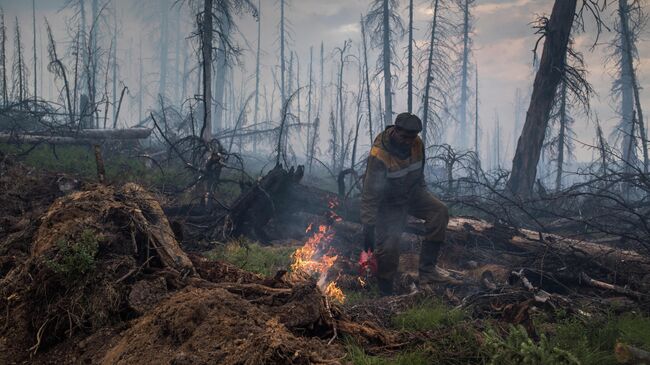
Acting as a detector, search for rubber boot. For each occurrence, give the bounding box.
[419,241,462,287]
[418,240,442,282]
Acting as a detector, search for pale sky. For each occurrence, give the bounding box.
[1,0,649,170]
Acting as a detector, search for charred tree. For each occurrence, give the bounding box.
[280,0,286,110]
[507,0,577,197]
[421,0,454,148]
[421,0,440,148]
[296,51,301,122]
[138,38,143,123]
[159,0,170,100]
[319,41,324,118]
[72,26,81,117]
[308,115,320,173]
[335,40,351,173]
[0,9,6,107]
[407,0,414,112]
[111,5,118,127]
[45,20,73,124]
[493,111,501,169]
[307,46,313,157]
[32,0,37,103]
[253,0,262,153]
[457,0,474,148]
[89,0,99,126]
[328,109,337,170]
[360,14,373,140]
[474,65,479,155]
[365,0,404,127]
[613,0,648,172]
[13,17,27,106]
[213,13,229,132]
[595,120,609,175]
[201,0,213,141]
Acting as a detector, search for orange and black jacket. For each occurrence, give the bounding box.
[361,126,425,226]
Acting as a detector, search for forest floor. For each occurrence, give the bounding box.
[1,145,650,365]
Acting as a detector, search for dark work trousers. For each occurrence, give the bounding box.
[374,187,449,285]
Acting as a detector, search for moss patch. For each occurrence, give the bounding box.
[392,298,466,331]
[206,238,295,276]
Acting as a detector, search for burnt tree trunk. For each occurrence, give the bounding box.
[201,0,213,141]
[507,0,577,197]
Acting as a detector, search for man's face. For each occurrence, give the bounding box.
[392,126,419,147]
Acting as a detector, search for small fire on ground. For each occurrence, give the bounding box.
[290,198,345,303]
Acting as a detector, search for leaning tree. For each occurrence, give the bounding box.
[507,0,604,197]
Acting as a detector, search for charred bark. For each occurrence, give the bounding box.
[507,0,577,197]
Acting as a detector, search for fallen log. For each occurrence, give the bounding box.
[0,128,152,145]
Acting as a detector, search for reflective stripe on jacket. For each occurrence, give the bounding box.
[361,127,425,225]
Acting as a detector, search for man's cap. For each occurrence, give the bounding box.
[394,112,422,133]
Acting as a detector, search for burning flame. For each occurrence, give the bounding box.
[290,198,346,303]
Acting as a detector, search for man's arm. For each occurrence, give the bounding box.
[361,154,386,251]
[361,154,387,226]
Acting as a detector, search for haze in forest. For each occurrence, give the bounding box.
[1,0,649,181]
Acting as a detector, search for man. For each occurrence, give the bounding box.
[361,112,453,296]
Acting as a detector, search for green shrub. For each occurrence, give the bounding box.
[483,325,580,365]
[206,238,294,276]
[616,312,650,350]
[45,229,100,282]
[545,312,650,365]
[392,298,465,331]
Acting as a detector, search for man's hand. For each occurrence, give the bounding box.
[363,224,375,251]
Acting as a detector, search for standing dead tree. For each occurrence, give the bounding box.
[406,0,414,113]
[253,0,261,153]
[200,0,213,141]
[0,8,7,107]
[12,17,28,107]
[32,0,37,104]
[507,0,594,197]
[45,19,74,125]
[306,46,313,156]
[456,0,475,149]
[334,40,352,173]
[195,0,257,141]
[279,0,288,113]
[365,0,404,127]
[608,0,649,173]
[360,14,373,140]
[421,0,456,148]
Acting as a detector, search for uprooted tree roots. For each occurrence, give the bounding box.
[0,181,392,364]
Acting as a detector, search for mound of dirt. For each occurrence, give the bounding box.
[0,182,195,363]
[32,182,194,272]
[1,179,393,364]
[102,287,345,365]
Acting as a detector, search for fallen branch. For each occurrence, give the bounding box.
[579,272,645,299]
